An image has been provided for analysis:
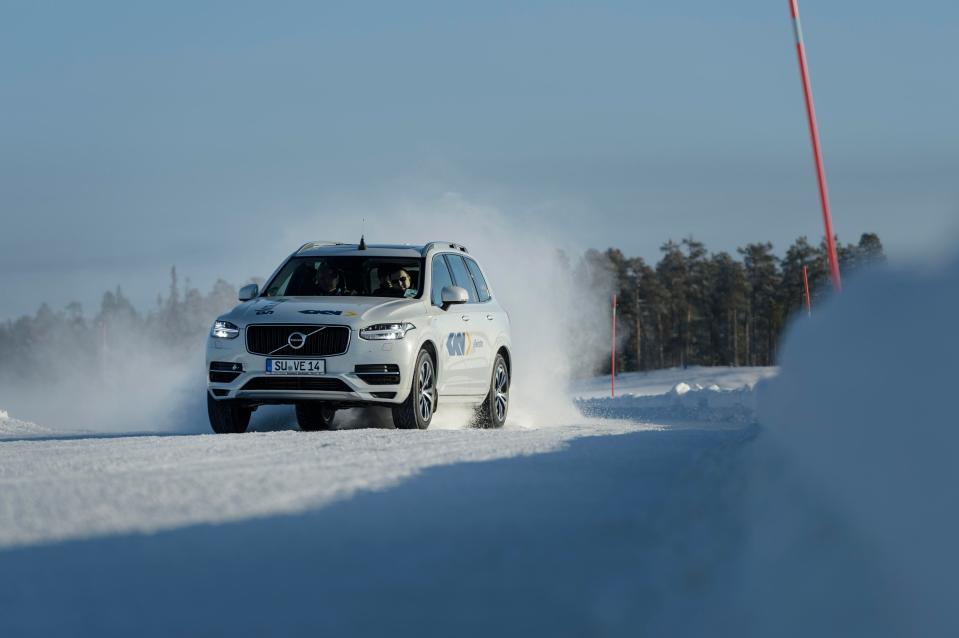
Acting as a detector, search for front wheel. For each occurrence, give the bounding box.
[476,354,509,429]
[392,349,436,430]
[207,393,251,434]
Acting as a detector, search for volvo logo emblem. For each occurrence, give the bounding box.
[287,332,307,349]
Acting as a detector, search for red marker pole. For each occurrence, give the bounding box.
[611,294,617,398]
[802,265,812,316]
[789,0,842,293]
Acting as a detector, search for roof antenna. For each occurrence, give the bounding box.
[358,218,367,250]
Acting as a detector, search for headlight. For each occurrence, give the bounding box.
[211,320,240,339]
[359,322,416,340]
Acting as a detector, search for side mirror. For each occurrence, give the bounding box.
[440,286,469,310]
[238,283,259,302]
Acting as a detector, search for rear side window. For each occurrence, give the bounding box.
[465,258,491,302]
[430,255,455,307]
[445,255,478,303]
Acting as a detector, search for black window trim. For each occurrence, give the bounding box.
[442,253,480,304]
[430,253,456,308]
[463,256,492,303]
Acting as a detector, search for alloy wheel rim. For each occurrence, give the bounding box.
[418,357,435,422]
[494,363,509,423]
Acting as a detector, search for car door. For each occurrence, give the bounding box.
[429,254,473,395]
[444,254,492,394]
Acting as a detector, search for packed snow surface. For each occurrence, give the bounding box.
[0,366,770,636]
[0,420,649,548]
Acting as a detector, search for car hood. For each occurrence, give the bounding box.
[225,296,422,328]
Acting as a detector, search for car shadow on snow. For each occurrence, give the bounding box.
[0,407,404,443]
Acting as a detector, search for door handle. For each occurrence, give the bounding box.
[486,314,494,321]
[461,315,470,321]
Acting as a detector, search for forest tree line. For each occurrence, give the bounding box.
[0,269,244,384]
[0,233,884,383]
[569,233,885,372]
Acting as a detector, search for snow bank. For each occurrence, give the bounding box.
[578,383,759,424]
[573,365,776,399]
[574,367,774,424]
[758,255,959,634]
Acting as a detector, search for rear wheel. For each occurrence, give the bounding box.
[476,354,509,429]
[207,393,251,434]
[392,349,435,430]
[296,402,336,431]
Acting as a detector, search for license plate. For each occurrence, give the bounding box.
[266,359,326,375]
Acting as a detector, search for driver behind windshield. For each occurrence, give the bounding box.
[316,262,349,295]
[373,269,394,296]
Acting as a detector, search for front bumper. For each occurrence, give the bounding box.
[206,329,416,405]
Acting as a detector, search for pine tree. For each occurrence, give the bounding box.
[710,252,749,366]
[681,238,712,364]
[857,233,886,268]
[656,241,688,367]
[739,243,781,365]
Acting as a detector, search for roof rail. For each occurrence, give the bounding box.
[421,241,468,255]
[297,241,349,253]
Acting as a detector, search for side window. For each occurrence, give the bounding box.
[430,255,455,307]
[445,255,478,303]
[465,258,491,302]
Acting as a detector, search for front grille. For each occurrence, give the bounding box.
[246,324,350,357]
[241,377,354,392]
[355,364,400,385]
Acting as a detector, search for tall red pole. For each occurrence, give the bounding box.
[789,0,842,293]
[611,294,617,398]
[802,265,812,316]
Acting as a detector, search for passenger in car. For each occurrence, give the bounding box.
[388,268,413,293]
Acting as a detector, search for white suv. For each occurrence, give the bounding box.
[206,241,512,433]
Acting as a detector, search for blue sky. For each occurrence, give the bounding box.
[1,1,957,318]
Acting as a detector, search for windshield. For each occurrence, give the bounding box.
[263,256,424,299]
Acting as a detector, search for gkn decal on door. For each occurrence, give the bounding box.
[447,332,483,357]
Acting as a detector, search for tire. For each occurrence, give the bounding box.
[476,353,509,429]
[392,348,436,430]
[296,402,336,431]
[207,393,251,434]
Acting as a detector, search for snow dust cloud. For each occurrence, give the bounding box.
[0,330,206,435]
[0,192,612,434]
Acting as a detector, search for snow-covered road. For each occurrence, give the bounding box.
[2,420,769,637]
[0,366,906,636]
[0,420,651,549]
[0,367,769,549]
